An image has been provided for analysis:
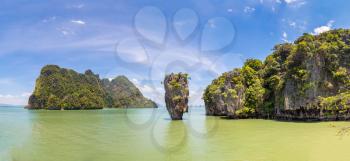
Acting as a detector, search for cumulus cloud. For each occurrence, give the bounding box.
[130,78,163,105]
[313,20,335,35]
[0,92,31,105]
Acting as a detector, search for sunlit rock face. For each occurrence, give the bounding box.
[203,29,350,121]
[164,73,189,120]
[274,30,350,121]
[203,69,246,118]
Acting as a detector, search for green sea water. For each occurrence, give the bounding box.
[1,106,350,161]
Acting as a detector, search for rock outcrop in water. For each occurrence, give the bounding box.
[164,73,189,120]
[204,29,350,121]
[27,65,157,110]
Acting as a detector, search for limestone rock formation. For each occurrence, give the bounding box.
[203,29,350,121]
[204,69,246,118]
[27,65,157,110]
[102,76,157,108]
[164,73,189,120]
[204,59,264,118]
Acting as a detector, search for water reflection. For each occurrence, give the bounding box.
[152,119,188,153]
[10,110,105,161]
[2,108,350,161]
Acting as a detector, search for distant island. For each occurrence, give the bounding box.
[204,29,350,121]
[27,65,157,110]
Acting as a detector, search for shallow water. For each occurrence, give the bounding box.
[1,106,350,161]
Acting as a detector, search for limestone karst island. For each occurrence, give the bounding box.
[27,65,157,109]
[204,29,350,121]
[2,1,350,161]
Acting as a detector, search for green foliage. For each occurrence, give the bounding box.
[244,59,263,71]
[234,107,256,118]
[319,92,350,112]
[103,76,157,108]
[204,29,350,118]
[29,65,157,109]
[172,95,182,102]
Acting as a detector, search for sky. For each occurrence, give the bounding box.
[0,0,350,105]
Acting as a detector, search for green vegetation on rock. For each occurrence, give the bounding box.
[164,73,189,120]
[102,76,157,108]
[28,65,157,110]
[204,29,350,120]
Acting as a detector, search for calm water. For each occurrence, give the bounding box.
[1,106,350,161]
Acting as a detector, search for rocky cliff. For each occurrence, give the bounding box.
[164,73,189,120]
[204,59,264,118]
[102,76,157,108]
[27,65,157,110]
[204,29,350,121]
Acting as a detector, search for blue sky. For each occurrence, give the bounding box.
[0,0,349,105]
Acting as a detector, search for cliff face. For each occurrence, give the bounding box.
[203,69,246,117]
[102,76,157,108]
[272,30,350,120]
[164,73,189,120]
[204,60,264,118]
[28,65,157,110]
[204,29,350,120]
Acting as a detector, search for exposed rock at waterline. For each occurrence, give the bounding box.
[204,29,350,121]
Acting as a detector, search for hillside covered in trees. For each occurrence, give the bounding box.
[203,29,350,121]
[27,65,157,110]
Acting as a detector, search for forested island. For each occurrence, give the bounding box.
[204,29,350,121]
[27,65,157,110]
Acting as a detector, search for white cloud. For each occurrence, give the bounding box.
[284,0,306,7]
[227,8,233,12]
[0,92,31,105]
[116,38,149,64]
[327,20,335,27]
[284,0,298,4]
[57,27,75,36]
[283,19,307,32]
[130,78,163,105]
[281,31,289,42]
[283,32,287,38]
[244,6,256,14]
[313,20,335,35]
[67,4,85,9]
[42,16,57,23]
[289,21,296,28]
[71,20,86,25]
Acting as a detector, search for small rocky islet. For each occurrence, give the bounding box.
[164,73,189,120]
[27,65,157,110]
